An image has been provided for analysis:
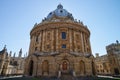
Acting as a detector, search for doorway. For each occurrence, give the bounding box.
[92,61,95,75]
[62,61,68,70]
[29,60,33,76]
[114,68,119,75]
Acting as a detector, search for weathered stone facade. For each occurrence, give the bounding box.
[24,4,95,77]
[95,40,120,76]
[95,53,111,75]
[0,46,25,76]
[106,40,120,75]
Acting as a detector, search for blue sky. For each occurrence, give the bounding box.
[0,0,120,57]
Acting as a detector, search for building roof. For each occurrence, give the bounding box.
[46,4,74,20]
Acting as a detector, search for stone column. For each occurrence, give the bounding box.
[39,31,42,51]
[74,31,77,52]
[69,29,73,52]
[44,30,47,51]
[42,30,45,51]
[51,30,54,52]
[54,29,56,51]
[74,62,79,76]
[83,33,86,53]
[72,29,74,52]
[84,33,87,53]
[85,61,92,76]
[31,36,36,54]
[40,31,43,52]
[56,28,59,52]
[36,33,40,51]
[33,62,37,76]
[37,61,42,76]
[81,32,84,53]
[88,37,92,53]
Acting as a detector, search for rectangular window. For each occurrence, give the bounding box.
[62,32,66,39]
[62,44,66,48]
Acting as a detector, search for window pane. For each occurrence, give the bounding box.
[62,44,66,48]
[62,32,66,39]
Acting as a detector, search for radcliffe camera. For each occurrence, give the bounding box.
[0,1,120,80]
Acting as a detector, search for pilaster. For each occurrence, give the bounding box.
[69,29,73,52]
[42,30,45,51]
[51,30,54,52]
[56,28,59,52]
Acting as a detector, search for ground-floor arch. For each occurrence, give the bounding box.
[25,54,95,77]
[60,60,70,73]
[42,60,49,75]
[79,60,85,75]
[114,68,119,75]
[29,60,34,76]
[92,61,96,75]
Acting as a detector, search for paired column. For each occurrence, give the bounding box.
[56,28,59,52]
[39,31,42,51]
[42,30,45,51]
[69,29,73,52]
[81,32,84,53]
[51,30,54,52]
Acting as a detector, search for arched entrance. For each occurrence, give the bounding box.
[29,60,33,76]
[114,68,119,75]
[42,60,49,75]
[61,60,70,73]
[62,61,68,70]
[79,60,85,75]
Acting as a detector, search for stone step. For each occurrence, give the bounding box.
[60,74,74,80]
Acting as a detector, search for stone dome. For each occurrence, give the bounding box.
[46,4,74,20]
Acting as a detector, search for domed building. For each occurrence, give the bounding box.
[24,4,95,77]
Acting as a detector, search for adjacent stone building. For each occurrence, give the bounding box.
[95,40,120,76]
[24,4,95,77]
[106,40,120,75]
[0,46,25,76]
[95,53,111,75]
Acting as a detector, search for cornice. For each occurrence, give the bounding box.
[30,21,90,37]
